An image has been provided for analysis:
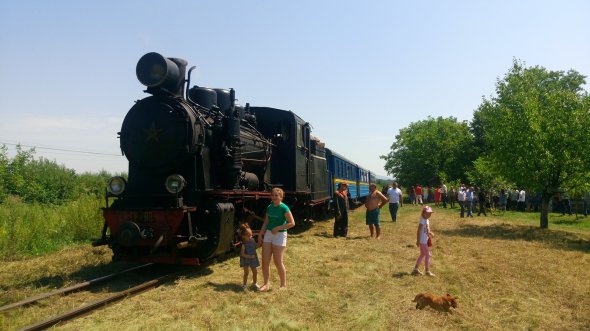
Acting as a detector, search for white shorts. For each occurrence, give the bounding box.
[262,230,288,247]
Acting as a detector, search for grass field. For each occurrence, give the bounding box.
[1,204,589,330]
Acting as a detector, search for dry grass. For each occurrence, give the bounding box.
[1,205,589,330]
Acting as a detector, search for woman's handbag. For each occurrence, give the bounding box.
[427,237,432,247]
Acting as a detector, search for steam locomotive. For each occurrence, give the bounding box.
[93,52,375,265]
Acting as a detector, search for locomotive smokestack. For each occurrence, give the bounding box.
[169,57,187,96]
[136,52,187,96]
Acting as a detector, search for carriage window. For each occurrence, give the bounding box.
[296,125,302,147]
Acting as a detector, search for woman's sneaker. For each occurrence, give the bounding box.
[242,284,248,290]
[425,271,435,277]
[411,269,423,276]
[251,283,260,290]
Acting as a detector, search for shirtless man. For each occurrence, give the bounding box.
[365,183,389,239]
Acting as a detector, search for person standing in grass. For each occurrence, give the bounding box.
[365,183,388,239]
[457,187,466,218]
[466,186,474,218]
[441,183,448,208]
[239,223,260,290]
[415,185,423,205]
[477,187,487,216]
[412,205,435,276]
[498,189,507,211]
[258,187,295,291]
[333,182,350,237]
[386,182,403,222]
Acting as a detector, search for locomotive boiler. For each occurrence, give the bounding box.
[94,52,331,265]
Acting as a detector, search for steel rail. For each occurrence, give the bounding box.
[0,263,153,312]
[18,272,175,331]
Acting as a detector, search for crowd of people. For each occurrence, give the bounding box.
[238,182,589,291]
[389,184,589,217]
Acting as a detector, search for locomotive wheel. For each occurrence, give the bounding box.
[118,221,142,247]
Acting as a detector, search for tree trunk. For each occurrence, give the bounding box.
[540,195,550,229]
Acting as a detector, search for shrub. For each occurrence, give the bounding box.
[0,195,104,259]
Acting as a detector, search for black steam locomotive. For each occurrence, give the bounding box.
[94,52,335,265]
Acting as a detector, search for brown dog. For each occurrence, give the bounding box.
[413,292,458,312]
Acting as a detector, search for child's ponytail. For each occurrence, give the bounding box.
[239,223,252,237]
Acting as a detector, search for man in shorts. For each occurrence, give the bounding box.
[365,183,388,239]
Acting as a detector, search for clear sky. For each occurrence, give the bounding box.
[1,1,589,176]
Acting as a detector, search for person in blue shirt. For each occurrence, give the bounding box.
[239,223,260,290]
[466,186,474,218]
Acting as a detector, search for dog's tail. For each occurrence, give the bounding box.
[412,293,423,302]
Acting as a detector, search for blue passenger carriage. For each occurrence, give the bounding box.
[325,149,358,203]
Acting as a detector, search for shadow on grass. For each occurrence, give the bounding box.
[313,232,333,238]
[312,233,367,240]
[392,271,412,278]
[551,214,589,225]
[5,262,154,291]
[2,262,212,296]
[206,281,247,292]
[440,223,590,252]
[344,235,369,241]
[290,219,316,235]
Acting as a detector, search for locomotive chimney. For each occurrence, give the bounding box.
[136,52,187,97]
[168,57,187,96]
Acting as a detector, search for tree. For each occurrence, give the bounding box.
[466,156,513,195]
[474,60,590,228]
[0,145,8,202]
[380,116,477,188]
[0,145,114,204]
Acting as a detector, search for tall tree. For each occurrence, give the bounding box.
[475,60,590,228]
[380,116,476,188]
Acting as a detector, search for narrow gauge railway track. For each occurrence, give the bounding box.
[18,272,177,331]
[0,263,153,313]
[1,263,180,330]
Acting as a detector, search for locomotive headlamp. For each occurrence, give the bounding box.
[136,52,181,88]
[107,176,127,196]
[165,174,186,194]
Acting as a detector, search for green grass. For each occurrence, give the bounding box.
[1,204,589,330]
[488,208,590,231]
[0,195,104,260]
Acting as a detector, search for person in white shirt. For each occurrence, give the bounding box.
[457,187,466,218]
[517,189,526,212]
[387,182,403,222]
[441,184,448,208]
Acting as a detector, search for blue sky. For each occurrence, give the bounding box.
[1,1,589,176]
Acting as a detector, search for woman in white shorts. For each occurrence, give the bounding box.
[257,187,295,291]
